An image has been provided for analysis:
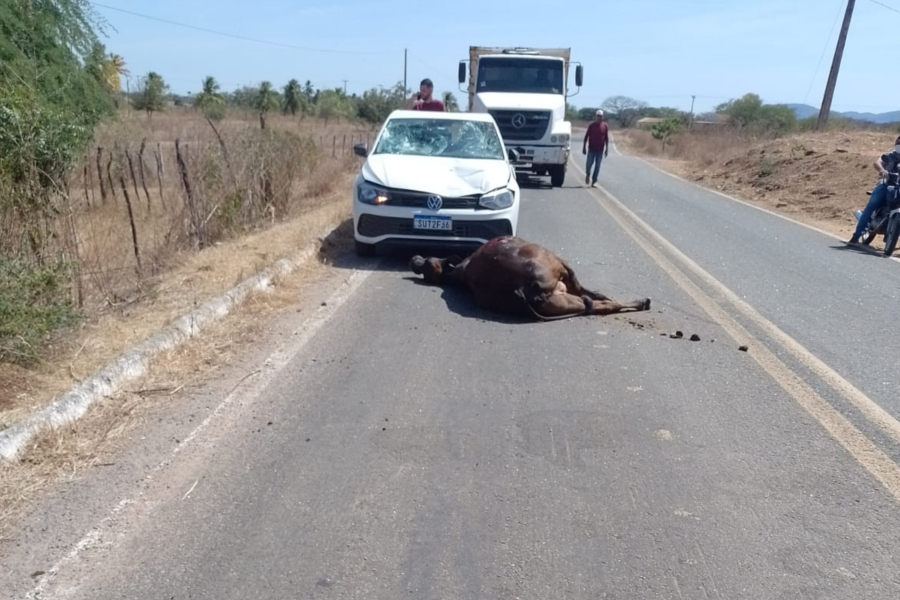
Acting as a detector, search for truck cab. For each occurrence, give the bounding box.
[459,47,583,187]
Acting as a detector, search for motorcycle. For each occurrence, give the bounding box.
[855,171,900,256]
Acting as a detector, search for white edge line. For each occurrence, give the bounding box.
[24,264,377,600]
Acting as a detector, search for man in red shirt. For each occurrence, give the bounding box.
[582,109,609,186]
[407,78,445,112]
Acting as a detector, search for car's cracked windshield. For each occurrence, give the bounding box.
[373,118,504,160]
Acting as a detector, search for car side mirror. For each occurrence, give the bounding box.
[575,65,583,87]
[458,62,466,84]
[353,143,368,157]
[507,148,520,163]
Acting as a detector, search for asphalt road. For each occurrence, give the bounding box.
[10,151,900,599]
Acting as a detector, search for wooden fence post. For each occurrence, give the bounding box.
[332,136,336,158]
[82,164,91,209]
[106,150,118,204]
[119,175,142,279]
[138,138,152,210]
[96,147,107,204]
[175,138,202,249]
[155,142,166,209]
[125,147,144,214]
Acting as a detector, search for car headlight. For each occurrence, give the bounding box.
[357,181,389,205]
[479,188,515,210]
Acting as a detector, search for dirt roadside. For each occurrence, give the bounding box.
[614,129,894,244]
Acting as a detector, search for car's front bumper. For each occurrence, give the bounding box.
[353,201,518,247]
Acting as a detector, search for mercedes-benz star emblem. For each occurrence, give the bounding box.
[426,195,443,210]
[511,113,527,129]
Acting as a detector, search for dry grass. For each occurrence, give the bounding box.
[616,128,895,239]
[0,182,352,425]
[1,107,364,425]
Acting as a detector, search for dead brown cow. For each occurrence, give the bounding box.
[410,236,651,321]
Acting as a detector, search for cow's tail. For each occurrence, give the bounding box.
[514,288,592,322]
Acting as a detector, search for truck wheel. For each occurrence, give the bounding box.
[550,165,566,187]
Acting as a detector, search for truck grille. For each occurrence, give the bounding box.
[488,110,551,141]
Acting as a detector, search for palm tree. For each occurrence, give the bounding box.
[103,53,128,91]
[283,78,303,117]
[194,76,225,112]
[255,81,280,129]
[442,91,459,112]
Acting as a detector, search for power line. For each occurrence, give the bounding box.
[90,2,395,55]
[868,0,900,14]
[804,0,847,104]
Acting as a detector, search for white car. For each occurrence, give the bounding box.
[352,110,521,256]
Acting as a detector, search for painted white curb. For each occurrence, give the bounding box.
[0,222,341,461]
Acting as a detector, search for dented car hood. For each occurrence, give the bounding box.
[362,155,511,197]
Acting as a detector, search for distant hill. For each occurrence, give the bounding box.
[786,103,900,124]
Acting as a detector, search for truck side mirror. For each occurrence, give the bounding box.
[575,65,583,87]
[458,62,466,84]
[353,143,368,157]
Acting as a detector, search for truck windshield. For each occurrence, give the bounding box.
[373,118,505,160]
[476,57,564,94]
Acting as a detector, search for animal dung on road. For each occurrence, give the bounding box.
[690,334,701,342]
[739,345,749,352]
[669,331,684,339]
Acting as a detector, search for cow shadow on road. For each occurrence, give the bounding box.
[403,277,531,324]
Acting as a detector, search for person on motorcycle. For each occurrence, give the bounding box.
[848,135,900,244]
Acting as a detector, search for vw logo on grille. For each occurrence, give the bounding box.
[511,113,527,129]
[426,194,443,210]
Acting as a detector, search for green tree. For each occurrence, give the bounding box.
[357,83,406,126]
[194,75,226,120]
[443,92,460,112]
[601,95,647,128]
[132,71,169,118]
[316,89,352,125]
[303,80,316,102]
[716,93,797,135]
[715,93,763,127]
[283,78,305,117]
[651,117,682,152]
[255,80,280,129]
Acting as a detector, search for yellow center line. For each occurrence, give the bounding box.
[569,161,900,503]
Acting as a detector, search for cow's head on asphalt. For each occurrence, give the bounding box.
[409,254,462,285]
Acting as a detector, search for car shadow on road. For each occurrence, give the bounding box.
[318,218,478,275]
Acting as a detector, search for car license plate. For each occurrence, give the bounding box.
[413,215,452,231]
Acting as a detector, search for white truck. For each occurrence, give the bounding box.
[458,46,583,188]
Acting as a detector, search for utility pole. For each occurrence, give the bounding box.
[688,95,696,130]
[817,0,855,130]
[341,79,348,94]
[403,48,408,97]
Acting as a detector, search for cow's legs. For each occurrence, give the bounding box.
[585,297,651,315]
[532,294,651,319]
[561,264,611,301]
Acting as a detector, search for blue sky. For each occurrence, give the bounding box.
[92,0,900,114]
